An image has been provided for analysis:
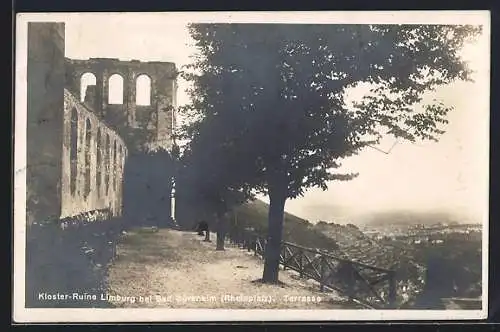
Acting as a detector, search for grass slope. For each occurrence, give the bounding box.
[231,199,340,251]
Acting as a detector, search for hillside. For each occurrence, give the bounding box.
[203,200,480,308]
[231,199,340,251]
[281,203,355,224]
[313,222,426,303]
[230,202,431,306]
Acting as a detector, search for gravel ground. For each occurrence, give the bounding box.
[106,227,355,309]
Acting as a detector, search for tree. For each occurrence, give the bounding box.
[181,23,482,283]
[177,129,253,250]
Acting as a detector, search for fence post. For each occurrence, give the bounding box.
[345,262,355,301]
[319,256,325,292]
[252,233,257,255]
[282,245,287,271]
[247,233,251,252]
[299,248,304,278]
[388,271,397,309]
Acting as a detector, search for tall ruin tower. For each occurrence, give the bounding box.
[26,22,66,225]
[64,58,178,153]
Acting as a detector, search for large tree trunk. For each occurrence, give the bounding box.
[216,213,227,251]
[262,187,287,283]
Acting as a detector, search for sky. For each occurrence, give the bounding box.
[56,12,490,224]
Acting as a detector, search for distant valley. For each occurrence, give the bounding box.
[286,203,480,226]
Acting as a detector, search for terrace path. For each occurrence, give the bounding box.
[105,227,355,309]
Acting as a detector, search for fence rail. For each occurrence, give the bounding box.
[226,228,398,309]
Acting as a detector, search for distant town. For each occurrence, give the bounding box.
[361,222,482,245]
[311,216,482,308]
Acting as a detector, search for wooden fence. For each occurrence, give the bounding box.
[227,228,398,309]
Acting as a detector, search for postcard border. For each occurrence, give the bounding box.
[13,11,491,323]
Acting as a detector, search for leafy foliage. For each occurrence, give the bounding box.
[179,23,482,282]
[180,24,481,199]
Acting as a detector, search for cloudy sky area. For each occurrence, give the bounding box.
[58,12,489,224]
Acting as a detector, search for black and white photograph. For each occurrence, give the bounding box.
[13,11,490,322]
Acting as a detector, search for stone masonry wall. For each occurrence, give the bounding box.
[64,58,178,153]
[61,89,128,218]
[26,22,176,224]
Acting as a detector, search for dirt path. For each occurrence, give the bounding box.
[106,227,353,309]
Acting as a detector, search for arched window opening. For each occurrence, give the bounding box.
[113,140,117,191]
[96,128,102,195]
[108,74,124,104]
[80,72,96,103]
[105,134,110,194]
[84,119,92,198]
[135,74,151,106]
[70,108,78,195]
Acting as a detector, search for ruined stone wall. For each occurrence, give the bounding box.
[26,22,66,225]
[27,22,129,223]
[64,58,177,153]
[26,22,178,225]
[61,89,128,218]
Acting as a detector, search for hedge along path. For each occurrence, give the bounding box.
[105,227,356,309]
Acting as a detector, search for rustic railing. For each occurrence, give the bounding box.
[226,228,398,309]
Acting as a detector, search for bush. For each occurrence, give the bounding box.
[25,211,127,308]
